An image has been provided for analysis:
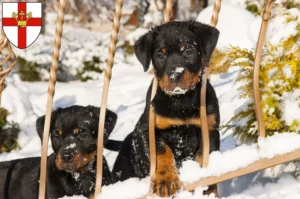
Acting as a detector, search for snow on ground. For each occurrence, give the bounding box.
[1,1,300,199]
[197,3,300,49]
[197,3,255,49]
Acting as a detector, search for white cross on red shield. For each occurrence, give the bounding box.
[2,2,42,49]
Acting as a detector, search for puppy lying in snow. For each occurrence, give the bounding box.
[0,105,121,199]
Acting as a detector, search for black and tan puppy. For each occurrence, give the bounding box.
[0,105,120,199]
[112,21,220,197]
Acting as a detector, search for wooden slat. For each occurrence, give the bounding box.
[38,0,66,198]
[149,77,158,178]
[200,68,210,167]
[200,0,222,168]
[95,0,124,195]
[148,0,174,179]
[184,148,300,191]
[253,0,276,138]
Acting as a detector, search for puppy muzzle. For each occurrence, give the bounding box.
[56,151,96,172]
[159,67,199,96]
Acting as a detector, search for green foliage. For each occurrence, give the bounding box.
[17,57,42,82]
[0,108,9,128]
[245,0,261,16]
[0,107,20,152]
[210,47,254,77]
[245,0,300,16]
[77,56,104,82]
[0,123,20,152]
[122,40,135,55]
[215,12,300,142]
[0,83,7,93]
[17,55,105,82]
[282,0,300,9]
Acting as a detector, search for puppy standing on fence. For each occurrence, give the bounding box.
[0,105,121,199]
[113,21,220,197]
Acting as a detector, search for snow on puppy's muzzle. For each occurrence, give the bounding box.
[159,67,199,96]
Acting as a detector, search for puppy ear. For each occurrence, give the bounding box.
[35,108,62,141]
[86,106,118,140]
[134,31,154,72]
[36,115,46,141]
[190,22,219,64]
[36,108,61,141]
[104,109,118,136]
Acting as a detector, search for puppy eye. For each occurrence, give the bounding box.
[185,48,194,56]
[79,133,87,139]
[73,128,80,134]
[180,45,185,52]
[53,129,62,137]
[157,52,166,60]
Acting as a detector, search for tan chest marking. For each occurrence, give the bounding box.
[155,114,216,131]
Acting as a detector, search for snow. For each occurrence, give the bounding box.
[180,133,300,183]
[65,143,77,150]
[283,65,293,79]
[1,1,300,199]
[73,172,80,181]
[62,174,300,199]
[98,178,150,199]
[197,3,255,49]
[126,28,149,45]
[143,0,164,27]
[197,4,300,50]
[248,7,300,46]
[175,67,185,73]
[280,90,300,127]
[171,87,188,95]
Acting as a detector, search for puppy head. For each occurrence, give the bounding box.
[36,105,117,172]
[134,21,219,95]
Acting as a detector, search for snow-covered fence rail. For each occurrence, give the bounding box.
[182,133,300,190]
[95,133,300,199]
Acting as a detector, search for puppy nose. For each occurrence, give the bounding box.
[62,150,75,162]
[170,68,184,82]
[171,73,183,82]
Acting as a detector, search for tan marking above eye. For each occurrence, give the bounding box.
[73,128,80,134]
[58,129,63,136]
[180,44,185,52]
[162,48,167,54]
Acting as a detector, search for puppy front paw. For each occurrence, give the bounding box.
[151,171,181,197]
[204,184,218,197]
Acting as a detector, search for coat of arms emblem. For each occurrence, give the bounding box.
[2,2,42,49]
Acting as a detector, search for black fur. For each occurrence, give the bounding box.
[113,21,220,196]
[0,105,120,199]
